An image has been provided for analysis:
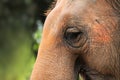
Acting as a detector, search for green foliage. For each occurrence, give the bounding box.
[0,0,37,80]
[33,20,43,52]
[0,28,35,80]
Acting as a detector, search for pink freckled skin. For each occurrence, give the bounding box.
[92,23,111,43]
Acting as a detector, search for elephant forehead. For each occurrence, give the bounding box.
[44,0,117,43]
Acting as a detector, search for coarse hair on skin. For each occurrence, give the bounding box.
[105,0,120,32]
[44,0,57,16]
[106,0,120,16]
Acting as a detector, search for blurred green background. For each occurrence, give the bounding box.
[0,0,53,80]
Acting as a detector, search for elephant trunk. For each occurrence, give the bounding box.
[30,48,78,80]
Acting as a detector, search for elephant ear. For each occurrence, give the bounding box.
[106,0,120,15]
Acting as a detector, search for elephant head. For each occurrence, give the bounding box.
[31,0,120,80]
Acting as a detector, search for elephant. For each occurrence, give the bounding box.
[31,0,120,80]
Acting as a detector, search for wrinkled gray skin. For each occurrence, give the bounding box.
[31,0,120,80]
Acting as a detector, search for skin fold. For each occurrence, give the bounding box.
[31,0,120,80]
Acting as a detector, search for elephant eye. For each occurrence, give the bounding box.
[64,27,83,48]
